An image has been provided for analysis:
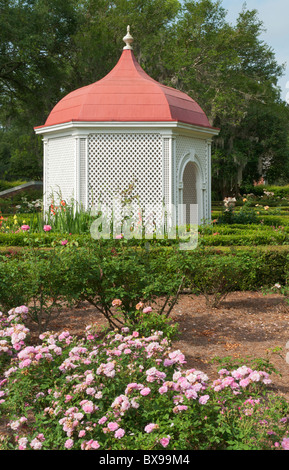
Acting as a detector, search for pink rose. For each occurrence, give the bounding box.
[281,438,289,450]
[160,437,170,448]
[81,401,94,413]
[43,225,52,232]
[199,395,210,405]
[115,428,125,439]
[143,306,152,313]
[108,422,119,431]
[144,423,158,433]
[98,416,107,425]
[65,439,74,449]
[21,225,30,232]
[61,240,68,245]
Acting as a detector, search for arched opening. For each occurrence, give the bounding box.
[182,161,198,225]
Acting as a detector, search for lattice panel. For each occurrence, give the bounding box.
[163,137,170,207]
[46,136,75,205]
[88,133,163,222]
[79,138,87,208]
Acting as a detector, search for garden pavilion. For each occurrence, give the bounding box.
[34,27,219,231]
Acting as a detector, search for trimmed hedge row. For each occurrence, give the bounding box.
[0,225,288,248]
[1,241,288,332]
[211,213,289,227]
[240,184,289,198]
[0,179,27,192]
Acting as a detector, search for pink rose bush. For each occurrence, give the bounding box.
[1,304,289,450]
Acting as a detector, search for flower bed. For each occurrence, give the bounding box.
[1,305,289,450]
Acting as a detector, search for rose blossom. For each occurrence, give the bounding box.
[144,423,158,433]
[160,436,170,448]
[281,438,289,450]
[199,395,210,405]
[98,416,107,425]
[143,306,152,313]
[115,428,125,439]
[65,439,74,449]
[108,422,119,431]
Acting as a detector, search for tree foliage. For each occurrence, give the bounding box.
[0,0,288,192]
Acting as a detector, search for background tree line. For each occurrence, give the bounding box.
[0,0,288,198]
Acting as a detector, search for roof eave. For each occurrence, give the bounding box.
[34,120,220,137]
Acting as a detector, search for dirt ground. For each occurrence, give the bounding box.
[27,290,289,402]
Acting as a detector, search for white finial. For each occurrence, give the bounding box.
[123,25,133,50]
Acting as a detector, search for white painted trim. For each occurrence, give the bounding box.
[35,120,220,138]
[178,151,204,225]
[85,137,89,211]
[207,139,212,221]
[43,139,48,213]
[172,136,176,207]
[169,137,172,208]
[74,137,80,207]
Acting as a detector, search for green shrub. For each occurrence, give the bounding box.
[0,244,79,334]
[68,243,184,329]
[240,184,289,199]
[182,249,252,306]
[0,241,184,333]
[0,179,27,192]
[1,309,289,450]
[1,239,288,333]
[217,205,258,225]
[201,231,289,246]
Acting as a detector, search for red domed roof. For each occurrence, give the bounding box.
[37,48,213,129]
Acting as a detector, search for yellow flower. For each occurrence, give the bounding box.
[243,198,247,202]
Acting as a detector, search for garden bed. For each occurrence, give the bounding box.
[2,290,289,450]
[26,290,289,401]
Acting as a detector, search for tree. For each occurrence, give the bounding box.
[0,0,181,180]
[161,0,288,196]
[0,0,288,192]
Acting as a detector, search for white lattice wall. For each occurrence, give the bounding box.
[43,128,211,227]
[79,138,88,209]
[45,136,75,206]
[88,132,163,222]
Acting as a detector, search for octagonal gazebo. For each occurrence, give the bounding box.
[34,27,219,229]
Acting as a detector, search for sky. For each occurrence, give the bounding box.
[220,0,289,103]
